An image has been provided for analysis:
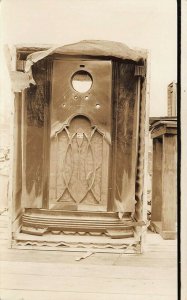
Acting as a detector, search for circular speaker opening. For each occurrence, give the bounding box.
[71,70,93,93]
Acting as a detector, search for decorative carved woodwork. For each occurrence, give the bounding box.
[50,116,108,207]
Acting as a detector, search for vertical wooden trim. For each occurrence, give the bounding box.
[134,78,146,221]
[55,134,59,200]
[107,61,119,211]
[101,137,110,207]
[134,77,141,174]
[42,59,52,208]
[42,108,49,208]
[21,90,27,207]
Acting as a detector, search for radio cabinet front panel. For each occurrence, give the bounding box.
[49,60,112,211]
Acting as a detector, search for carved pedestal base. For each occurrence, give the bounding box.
[12,209,144,253]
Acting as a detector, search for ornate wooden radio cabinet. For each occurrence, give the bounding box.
[9,41,149,253]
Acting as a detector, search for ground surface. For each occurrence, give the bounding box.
[0,210,177,300]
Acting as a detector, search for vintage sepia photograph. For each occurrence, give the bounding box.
[0,0,183,299]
